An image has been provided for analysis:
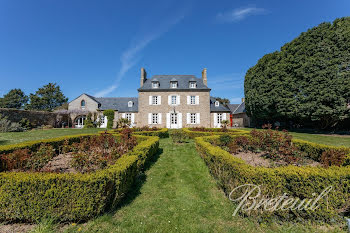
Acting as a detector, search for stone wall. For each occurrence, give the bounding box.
[232,113,251,127]
[0,108,64,127]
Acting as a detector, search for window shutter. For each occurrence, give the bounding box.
[131,113,135,124]
[196,96,199,105]
[168,96,171,105]
[148,113,152,124]
[214,113,218,127]
[187,96,190,105]
[158,96,161,105]
[177,95,180,105]
[178,113,182,128]
[149,96,152,105]
[158,113,162,124]
[166,113,170,128]
[122,113,126,118]
[223,113,227,121]
[187,113,190,124]
[197,113,200,124]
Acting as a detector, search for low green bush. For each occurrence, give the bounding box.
[182,128,249,139]
[0,134,159,222]
[195,135,350,223]
[112,128,169,138]
[170,129,189,143]
[103,109,115,129]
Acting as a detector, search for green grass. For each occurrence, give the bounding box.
[43,138,343,233]
[0,128,105,146]
[240,128,350,147]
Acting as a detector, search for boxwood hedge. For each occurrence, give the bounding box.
[195,135,350,223]
[111,128,169,138]
[182,128,249,139]
[0,134,159,222]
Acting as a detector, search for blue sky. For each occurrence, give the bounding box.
[0,0,349,103]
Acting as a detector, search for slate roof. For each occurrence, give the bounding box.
[93,97,138,112]
[138,75,210,91]
[210,97,230,112]
[227,104,240,113]
[232,102,246,114]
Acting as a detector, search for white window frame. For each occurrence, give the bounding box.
[152,96,158,105]
[170,81,178,88]
[217,113,223,124]
[190,96,196,105]
[81,100,86,109]
[125,113,132,122]
[152,82,159,88]
[189,82,196,88]
[128,101,133,107]
[215,101,220,107]
[190,113,197,124]
[171,95,177,105]
[152,113,158,124]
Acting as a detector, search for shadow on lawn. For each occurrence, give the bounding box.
[109,147,163,213]
[0,140,8,146]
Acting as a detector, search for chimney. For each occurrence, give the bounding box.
[202,68,207,86]
[140,67,147,87]
[241,98,245,103]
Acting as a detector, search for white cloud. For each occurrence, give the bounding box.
[217,6,267,23]
[95,10,187,97]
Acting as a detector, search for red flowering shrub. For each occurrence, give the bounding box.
[320,149,346,168]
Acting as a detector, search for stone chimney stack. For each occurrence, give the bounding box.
[140,67,147,87]
[202,68,207,86]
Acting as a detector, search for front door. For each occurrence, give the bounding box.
[170,113,178,129]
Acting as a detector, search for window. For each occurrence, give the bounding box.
[170,81,178,88]
[99,115,105,124]
[189,82,196,88]
[171,95,177,105]
[126,113,132,122]
[215,101,220,107]
[190,113,197,124]
[152,82,159,88]
[81,100,86,109]
[128,101,133,107]
[190,96,196,105]
[152,96,158,105]
[217,113,223,124]
[152,113,158,124]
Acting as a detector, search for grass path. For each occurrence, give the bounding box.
[59,138,341,233]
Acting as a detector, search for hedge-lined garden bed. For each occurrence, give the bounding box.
[195,133,350,223]
[0,132,159,222]
[182,128,249,139]
[111,127,169,138]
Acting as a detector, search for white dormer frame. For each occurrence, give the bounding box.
[189,81,196,88]
[170,81,178,88]
[215,101,220,107]
[128,101,133,107]
[152,81,159,88]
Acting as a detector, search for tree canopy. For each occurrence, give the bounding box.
[26,83,68,111]
[0,89,28,109]
[244,17,350,129]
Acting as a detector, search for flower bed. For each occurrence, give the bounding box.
[195,133,350,223]
[0,133,159,222]
[182,128,249,139]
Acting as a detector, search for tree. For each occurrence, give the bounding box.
[26,83,68,111]
[0,89,28,109]
[244,17,350,129]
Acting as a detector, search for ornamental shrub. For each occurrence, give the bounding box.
[103,109,115,129]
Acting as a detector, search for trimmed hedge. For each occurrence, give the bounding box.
[110,128,169,138]
[195,135,350,223]
[0,134,159,222]
[183,128,249,139]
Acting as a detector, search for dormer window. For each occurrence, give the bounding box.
[81,100,86,109]
[189,82,196,88]
[215,101,219,107]
[128,101,133,107]
[170,81,178,88]
[152,81,159,88]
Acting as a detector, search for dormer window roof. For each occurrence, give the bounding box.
[128,101,133,107]
[170,81,178,88]
[152,81,160,88]
[215,101,220,107]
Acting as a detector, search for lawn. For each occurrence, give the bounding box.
[240,128,350,147]
[0,128,105,146]
[30,138,343,233]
